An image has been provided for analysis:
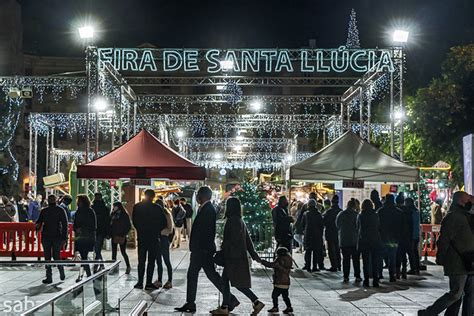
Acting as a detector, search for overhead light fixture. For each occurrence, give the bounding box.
[216,84,225,91]
[249,100,263,112]
[393,30,409,43]
[78,26,95,39]
[214,152,223,160]
[236,135,244,141]
[393,110,405,120]
[93,97,108,112]
[176,129,186,138]
[233,145,242,151]
[285,154,293,162]
[219,60,234,71]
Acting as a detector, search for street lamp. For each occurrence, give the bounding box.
[78,26,95,40]
[392,30,409,43]
[390,29,409,161]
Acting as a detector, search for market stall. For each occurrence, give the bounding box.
[288,131,419,205]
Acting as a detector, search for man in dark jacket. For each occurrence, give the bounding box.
[323,195,342,272]
[176,186,238,313]
[336,199,361,282]
[395,193,413,279]
[302,199,324,272]
[92,193,110,270]
[378,193,403,282]
[132,189,167,290]
[36,195,68,284]
[272,196,293,253]
[419,191,474,316]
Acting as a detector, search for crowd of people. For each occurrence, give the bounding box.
[3,185,473,315]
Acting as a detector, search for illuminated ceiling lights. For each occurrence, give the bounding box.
[93,97,108,112]
[219,60,234,72]
[176,128,186,138]
[249,99,263,112]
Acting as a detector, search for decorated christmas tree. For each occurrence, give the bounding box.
[231,182,273,251]
[346,8,361,49]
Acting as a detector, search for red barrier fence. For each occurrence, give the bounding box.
[421,224,441,257]
[0,222,74,259]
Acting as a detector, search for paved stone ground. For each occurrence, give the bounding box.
[0,241,451,315]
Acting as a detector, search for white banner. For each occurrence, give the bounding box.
[463,134,474,194]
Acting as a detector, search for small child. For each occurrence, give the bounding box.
[261,247,293,314]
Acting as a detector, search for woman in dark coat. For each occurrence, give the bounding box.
[110,201,132,274]
[211,197,265,315]
[302,199,324,272]
[357,199,382,287]
[73,195,97,281]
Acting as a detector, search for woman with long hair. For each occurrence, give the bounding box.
[73,195,97,281]
[211,197,265,315]
[357,199,382,287]
[110,201,132,274]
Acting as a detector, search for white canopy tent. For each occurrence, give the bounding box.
[289,131,419,183]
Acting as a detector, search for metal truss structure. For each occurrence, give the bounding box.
[126,76,357,88]
[0,45,405,194]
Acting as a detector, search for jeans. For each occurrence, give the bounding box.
[222,269,258,306]
[42,239,64,280]
[445,275,473,316]
[425,275,470,315]
[157,236,172,282]
[380,244,398,279]
[272,288,291,308]
[137,238,159,285]
[341,246,360,279]
[408,239,420,272]
[293,234,304,248]
[94,234,105,260]
[172,227,183,248]
[361,247,379,282]
[327,239,341,269]
[186,251,235,304]
[111,238,130,268]
[396,242,409,275]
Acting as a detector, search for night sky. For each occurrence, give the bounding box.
[20,0,474,90]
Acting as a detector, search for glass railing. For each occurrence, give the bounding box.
[19,260,121,316]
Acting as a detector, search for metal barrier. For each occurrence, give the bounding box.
[20,260,121,315]
[421,224,441,257]
[0,222,74,259]
[129,300,148,316]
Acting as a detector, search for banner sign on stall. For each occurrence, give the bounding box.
[342,179,365,189]
[463,134,474,195]
[131,179,151,186]
[97,47,396,74]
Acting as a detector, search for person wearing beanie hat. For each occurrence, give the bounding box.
[261,247,293,314]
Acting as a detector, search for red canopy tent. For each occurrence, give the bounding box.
[77,129,206,180]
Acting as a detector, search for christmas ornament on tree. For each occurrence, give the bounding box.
[346,8,361,49]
